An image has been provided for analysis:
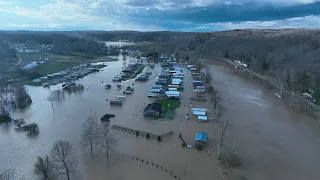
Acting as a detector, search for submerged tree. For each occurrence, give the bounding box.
[14,85,32,109]
[98,122,117,158]
[22,123,39,134]
[0,107,11,123]
[220,116,231,146]
[51,140,77,180]
[81,116,98,158]
[34,156,53,180]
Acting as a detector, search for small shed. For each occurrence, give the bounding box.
[194,132,208,148]
[143,103,163,116]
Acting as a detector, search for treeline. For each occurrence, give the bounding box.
[0,35,17,74]
[0,31,108,57]
[84,29,320,102]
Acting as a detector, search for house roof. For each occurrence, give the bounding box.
[195,132,208,142]
[144,103,162,113]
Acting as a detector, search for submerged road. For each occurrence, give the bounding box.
[7,55,22,71]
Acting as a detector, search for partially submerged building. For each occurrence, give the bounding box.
[143,103,163,116]
[194,132,208,148]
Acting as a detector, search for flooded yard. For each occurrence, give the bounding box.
[1,57,320,180]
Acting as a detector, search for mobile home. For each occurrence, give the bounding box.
[192,111,206,116]
[197,116,208,122]
[148,93,160,98]
[191,108,207,112]
[148,89,164,93]
[151,85,163,89]
[165,91,180,99]
[168,85,180,88]
[110,100,123,105]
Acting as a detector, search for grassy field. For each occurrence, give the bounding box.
[156,99,181,110]
[11,52,114,85]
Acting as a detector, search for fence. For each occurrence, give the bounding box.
[112,125,173,139]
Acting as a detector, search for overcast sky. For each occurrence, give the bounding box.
[1,0,320,31]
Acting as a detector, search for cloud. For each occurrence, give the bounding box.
[185,15,320,31]
[0,0,320,31]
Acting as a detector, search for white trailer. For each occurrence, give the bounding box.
[192,111,206,116]
[165,91,180,99]
[191,108,207,112]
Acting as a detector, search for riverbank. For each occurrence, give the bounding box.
[201,56,320,115]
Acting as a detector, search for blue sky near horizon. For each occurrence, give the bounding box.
[0,0,320,31]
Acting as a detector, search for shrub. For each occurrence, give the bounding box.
[23,123,39,133]
[157,136,162,142]
[136,131,139,136]
[146,133,150,139]
[181,142,187,147]
[219,152,242,168]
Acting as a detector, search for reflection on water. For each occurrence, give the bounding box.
[1,58,320,180]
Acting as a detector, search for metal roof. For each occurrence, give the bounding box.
[195,132,208,142]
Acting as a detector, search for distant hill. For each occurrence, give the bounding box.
[1,29,319,97]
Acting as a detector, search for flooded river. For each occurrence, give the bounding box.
[1,57,320,180]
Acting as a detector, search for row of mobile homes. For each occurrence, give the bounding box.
[166,91,180,99]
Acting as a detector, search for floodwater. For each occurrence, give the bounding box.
[208,62,320,180]
[1,57,320,180]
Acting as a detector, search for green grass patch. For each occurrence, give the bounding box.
[156,99,181,110]
[32,61,79,77]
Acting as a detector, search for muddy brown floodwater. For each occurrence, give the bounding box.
[1,56,320,180]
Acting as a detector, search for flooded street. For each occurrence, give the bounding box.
[1,57,320,180]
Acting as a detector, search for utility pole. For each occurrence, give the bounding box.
[184,164,186,177]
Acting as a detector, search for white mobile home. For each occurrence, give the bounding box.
[197,116,208,122]
[148,93,160,98]
[187,65,194,69]
[168,85,180,88]
[168,88,178,91]
[191,108,207,112]
[165,91,180,99]
[192,111,206,116]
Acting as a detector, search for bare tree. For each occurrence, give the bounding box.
[211,90,221,109]
[98,122,117,158]
[48,90,64,115]
[13,85,32,109]
[220,116,231,146]
[81,116,98,158]
[34,155,53,180]
[0,169,16,180]
[215,105,225,123]
[51,140,77,180]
